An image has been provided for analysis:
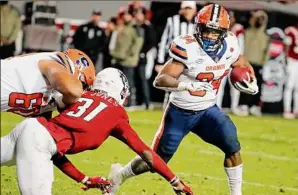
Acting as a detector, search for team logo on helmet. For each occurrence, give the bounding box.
[118,70,130,99]
[75,56,90,70]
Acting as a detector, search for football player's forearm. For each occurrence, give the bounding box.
[40,61,83,102]
[153,74,181,92]
[52,155,86,183]
[125,134,176,181]
[140,149,176,182]
[120,126,176,182]
[54,75,83,103]
[232,55,255,77]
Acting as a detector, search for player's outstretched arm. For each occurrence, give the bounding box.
[112,121,193,195]
[52,154,111,193]
[39,60,83,106]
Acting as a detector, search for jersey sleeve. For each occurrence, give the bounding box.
[52,155,86,183]
[168,36,189,65]
[227,31,241,64]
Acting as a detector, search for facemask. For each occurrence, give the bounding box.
[202,38,217,53]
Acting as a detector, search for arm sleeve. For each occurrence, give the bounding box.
[52,155,86,183]
[111,119,176,182]
[157,17,172,64]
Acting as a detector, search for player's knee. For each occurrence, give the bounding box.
[220,121,241,156]
[155,144,176,163]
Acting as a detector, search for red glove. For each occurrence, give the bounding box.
[81,176,112,193]
[171,177,193,195]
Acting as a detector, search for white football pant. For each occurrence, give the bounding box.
[217,74,240,109]
[284,57,298,113]
[1,118,57,195]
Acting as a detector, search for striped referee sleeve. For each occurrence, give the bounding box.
[157,16,173,64]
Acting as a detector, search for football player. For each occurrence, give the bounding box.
[1,49,95,117]
[0,68,193,195]
[106,4,258,195]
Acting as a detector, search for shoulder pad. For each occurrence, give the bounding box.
[227,31,236,37]
[226,31,239,43]
[168,35,195,64]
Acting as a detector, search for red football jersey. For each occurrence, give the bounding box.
[38,90,130,156]
[38,90,177,183]
[284,25,298,60]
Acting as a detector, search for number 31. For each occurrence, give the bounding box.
[66,98,107,121]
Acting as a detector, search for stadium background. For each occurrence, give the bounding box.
[8,0,298,114]
[1,1,298,195]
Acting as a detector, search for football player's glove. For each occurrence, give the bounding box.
[234,77,259,95]
[178,81,213,92]
[81,176,112,193]
[171,177,193,195]
[52,91,66,110]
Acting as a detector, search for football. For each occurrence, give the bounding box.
[229,67,251,84]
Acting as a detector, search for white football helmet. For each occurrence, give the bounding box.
[91,68,130,106]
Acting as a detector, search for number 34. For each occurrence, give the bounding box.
[189,70,230,97]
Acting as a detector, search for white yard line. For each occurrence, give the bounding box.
[178,172,298,192]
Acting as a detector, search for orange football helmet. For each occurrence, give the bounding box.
[64,49,96,89]
[194,3,230,52]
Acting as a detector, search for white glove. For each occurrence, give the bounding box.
[233,78,259,95]
[52,91,66,109]
[178,81,213,92]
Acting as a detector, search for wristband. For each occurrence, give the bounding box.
[170,176,179,185]
[81,176,89,184]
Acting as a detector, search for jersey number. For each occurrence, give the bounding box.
[8,93,43,116]
[189,70,230,97]
[66,98,107,121]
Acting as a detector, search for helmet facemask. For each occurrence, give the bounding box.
[118,70,131,105]
[194,21,227,54]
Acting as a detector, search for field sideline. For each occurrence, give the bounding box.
[1,111,298,195]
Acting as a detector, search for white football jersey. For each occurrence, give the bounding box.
[168,32,240,111]
[1,52,71,117]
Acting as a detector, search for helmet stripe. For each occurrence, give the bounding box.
[211,4,220,23]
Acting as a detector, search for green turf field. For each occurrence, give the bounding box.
[1,111,298,195]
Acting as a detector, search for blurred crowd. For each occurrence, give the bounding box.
[1,0,297,119]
